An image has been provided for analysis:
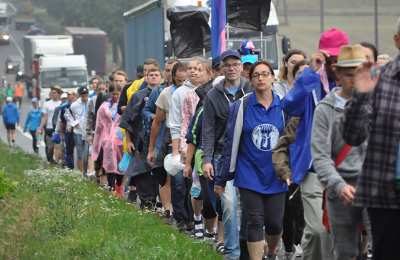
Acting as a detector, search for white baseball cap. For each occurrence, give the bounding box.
[163,154,184,176]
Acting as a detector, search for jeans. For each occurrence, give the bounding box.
[171,171,193,224]
[64,131,75,169]
[214,154,240,259]
[29,131,38,153]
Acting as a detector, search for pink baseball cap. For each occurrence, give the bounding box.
[318,28,349,57]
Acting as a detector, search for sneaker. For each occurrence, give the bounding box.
[127,190,137,203]
[185,221,194,232]
[204,231,216,241]
[294,244,303,257]
[176,221,186,232]
[215,242,225,255]
[194,219,204,239]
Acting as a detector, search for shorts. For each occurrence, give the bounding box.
[152,167,168,187]
[5,123,15,130]
[73,133,89,160]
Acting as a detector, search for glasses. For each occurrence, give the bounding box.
[223,63,241,69]
[252,71,272,79]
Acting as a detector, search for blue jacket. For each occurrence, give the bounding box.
[24,108,42,132]
[2,103,19,125]
[282,67,324,183]
[216,92,287,194]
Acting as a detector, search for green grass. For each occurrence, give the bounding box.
[0,144,221,260]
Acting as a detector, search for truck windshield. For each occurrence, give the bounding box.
[227,34,279,70]
[40,69,87,89]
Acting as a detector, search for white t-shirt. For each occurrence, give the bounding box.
[43,99,61,129]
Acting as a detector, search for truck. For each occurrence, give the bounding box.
[23,35,88,100]
[38,55,88,100]
[123,0,289,79]
[0,2,11,45]
[65,27,108,75]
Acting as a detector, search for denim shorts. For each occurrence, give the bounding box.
[73,134,88,160]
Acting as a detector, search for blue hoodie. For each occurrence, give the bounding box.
[282,67,324,184]
[24,108,42,132]
[2,102,19,125]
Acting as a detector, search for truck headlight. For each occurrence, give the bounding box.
[2,35,10,40]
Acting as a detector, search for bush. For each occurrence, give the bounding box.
[0,170,16,199]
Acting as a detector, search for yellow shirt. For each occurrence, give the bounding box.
[122,77,145,152]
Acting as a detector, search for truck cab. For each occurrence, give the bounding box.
[38,55,88,101]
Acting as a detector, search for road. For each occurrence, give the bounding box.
[0,25,46,158]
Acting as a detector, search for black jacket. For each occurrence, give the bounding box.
[202,77,252,163]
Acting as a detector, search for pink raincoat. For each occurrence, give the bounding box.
[92,101,123,174]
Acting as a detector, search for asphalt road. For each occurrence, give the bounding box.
[0,26,46,158]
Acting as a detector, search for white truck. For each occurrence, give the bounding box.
[23,35,88,99]
[38,55,88,100]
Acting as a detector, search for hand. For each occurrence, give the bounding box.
[203,163,214,180]
[354,62,380,93]
[339,184,356,204]
[183,164,192,178]
[147,150,155,166]
[285,178,292,186]
[310,52,326,71]
[87,135,93,145]
[214,185,225,198]
[37,128,43,135]
[126,141,135,155]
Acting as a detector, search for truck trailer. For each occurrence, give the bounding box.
[65,27,108,75]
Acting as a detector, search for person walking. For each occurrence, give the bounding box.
[2,96,19,147]
[38,85,62,163]
[24,97,42,153]
[92,85,124,197]
[202,50,252,259]
[65,86,90,175]
[312,45,368,260]
[215,61,287,260]
[342,17,400,260]
[14,80,24,109]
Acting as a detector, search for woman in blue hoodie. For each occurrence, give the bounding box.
[24,98,42,153]
[215,61,287,260]
[2,96,19,147]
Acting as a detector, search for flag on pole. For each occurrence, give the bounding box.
[211,0,226,58]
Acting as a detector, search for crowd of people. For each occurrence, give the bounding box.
[2,17,400,260]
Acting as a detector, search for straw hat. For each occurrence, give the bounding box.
[335,45,367,68]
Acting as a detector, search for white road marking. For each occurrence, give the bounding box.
[16,125,45,147]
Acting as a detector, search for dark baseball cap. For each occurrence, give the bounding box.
[221,50,241,62]
[78,86,89,95]
[212,56,221,69]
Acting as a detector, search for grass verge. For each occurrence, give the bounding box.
[0,143,221,259]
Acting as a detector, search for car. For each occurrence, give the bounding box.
[5,55,22,74]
